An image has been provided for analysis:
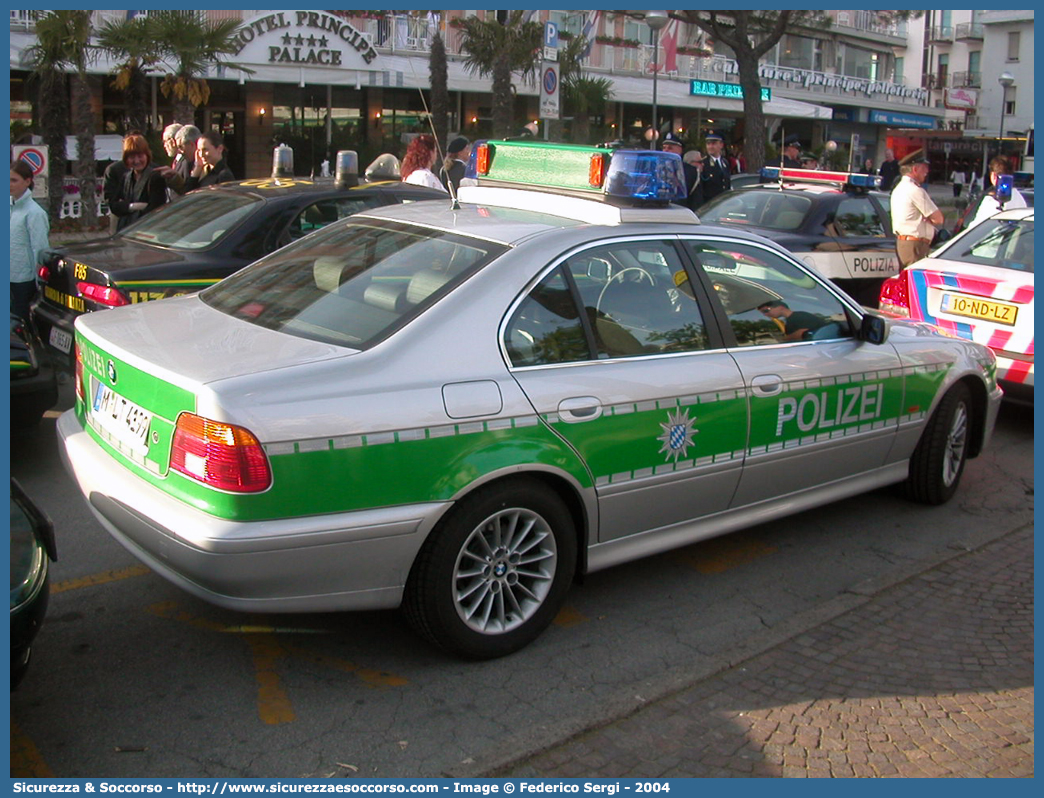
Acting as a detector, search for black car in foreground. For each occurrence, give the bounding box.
[10,313,58,429]
[10,478,57,689]
[697,167,898,306]
[31,176,447,369]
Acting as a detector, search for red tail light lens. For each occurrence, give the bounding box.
[475,143,491,175]
[589,153,606,188]
[170,413,271,493]
[37,265,50,282]
[77,282,130,307]
[878,275,911,316]
[74,342,86,402]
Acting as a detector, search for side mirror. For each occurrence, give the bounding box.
[860,312,888,345]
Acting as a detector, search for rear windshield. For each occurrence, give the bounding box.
[201,220,505,349]
[699,191,813,231]
[122,192,261,249]
[943,218,1034,273]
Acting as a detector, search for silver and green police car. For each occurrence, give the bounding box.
[59,141,1002,659]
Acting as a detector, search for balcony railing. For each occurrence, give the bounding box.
[955,22,984,41]
[10,9,40,29]
[833,10,907,39]
[951,71,982,88]
[927,25,954,44]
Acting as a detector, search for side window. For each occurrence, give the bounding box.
[564,240,708,358]
[504,240,711,367]
[504,268,591,367]
[831,196,886,238]
[686,241,853,346]
[284,198,382,245]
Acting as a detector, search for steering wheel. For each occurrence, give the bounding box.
[596,267,655,316]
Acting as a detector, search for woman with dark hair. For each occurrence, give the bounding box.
[185,131,236,190]
[400,134,447,192]
[10,160,50,320]
[110,134,168,231]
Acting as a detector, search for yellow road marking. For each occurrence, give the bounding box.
[553,605,588,627]
[147,602,409,725]
[51,564,152,594]
[674,534,778,574]
[10,721,53,777]
[246,634,296,725]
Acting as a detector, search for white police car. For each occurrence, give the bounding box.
[59,141,1002,659]
[697,167,899,306]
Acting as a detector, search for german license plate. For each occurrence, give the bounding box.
[940,293,1018,326]
[49,326,73,354]
[90,378,152,454]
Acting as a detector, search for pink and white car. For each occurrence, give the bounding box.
[880,208,1034,404]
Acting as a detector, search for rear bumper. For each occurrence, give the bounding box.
[29,297,77,372]
[57,409,449,613]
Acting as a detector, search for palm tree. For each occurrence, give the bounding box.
[429,14,449,152]
[147,11,246,124]
[96,15,162,134]
[455,11,543,138]
[26,11,96,227]
[558,36,613,144]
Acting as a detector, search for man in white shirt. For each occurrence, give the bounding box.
[890,155,944,267]
[970,156,1028,228]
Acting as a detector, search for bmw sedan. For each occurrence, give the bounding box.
[58,141,1002,660]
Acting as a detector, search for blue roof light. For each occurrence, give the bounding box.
[604,151,687,203]
[760,166,880,190]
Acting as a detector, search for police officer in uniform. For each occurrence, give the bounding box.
[700,131,731,205]
[781,136,803,168]
[661,131,703,210]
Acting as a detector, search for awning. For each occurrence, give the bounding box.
[598,74,833,120]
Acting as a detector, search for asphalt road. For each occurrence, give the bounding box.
[9,393,1033,779]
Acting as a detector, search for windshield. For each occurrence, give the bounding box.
[698,191,813,231]
[201,220,506,349]
[122,192,261,250]
[944,218,1034,273]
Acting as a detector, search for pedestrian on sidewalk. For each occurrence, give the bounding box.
[109,134,168,232]
[185,131,236,191]
[878,148,900,191]
[10,160,50,321]
[949,164,967,198]
[890,155,943,268]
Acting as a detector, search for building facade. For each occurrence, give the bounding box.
[13,9,1028,182]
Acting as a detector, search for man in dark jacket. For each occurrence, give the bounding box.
[699,131,731,205]
[661,132,702,210]
[878,148,901,191]
[781,136,803,168]
[440,136,470,193]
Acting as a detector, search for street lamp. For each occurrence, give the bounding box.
[645,10,669,149]
[997,71,1015,156]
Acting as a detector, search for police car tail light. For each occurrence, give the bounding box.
[36,265,50,282]
[878,275,911,316]
[77,281,130,308]
[74,343,86,403]
[170,413,272,493]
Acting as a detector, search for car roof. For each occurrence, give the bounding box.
[191,178,438,200]
[990,208,1034,222]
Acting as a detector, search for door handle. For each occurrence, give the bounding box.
[558,396,602,423]
[750,374,783,397]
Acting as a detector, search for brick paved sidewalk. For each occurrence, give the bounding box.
[493,525,1033,778]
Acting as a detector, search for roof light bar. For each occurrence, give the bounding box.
[761,166,880,190]
[464,140,686,204]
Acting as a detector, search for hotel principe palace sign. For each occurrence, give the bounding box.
[231,10,378,68]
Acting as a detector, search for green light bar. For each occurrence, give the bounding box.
[476,141,614,193]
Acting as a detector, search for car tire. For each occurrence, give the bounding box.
[903,382,971,505]
[403,478,577,660]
